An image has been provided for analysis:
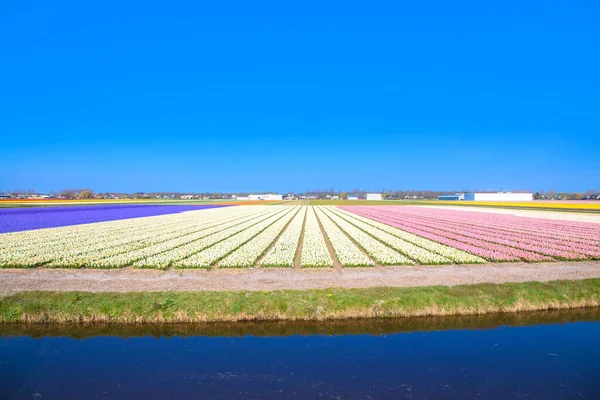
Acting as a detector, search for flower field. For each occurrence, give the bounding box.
[1,204,599,269]
[341,206,600,262]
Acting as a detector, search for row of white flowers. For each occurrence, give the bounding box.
[314,207,374,267]
[300,207,334,268]
[219,207,301,267]
[134,207,289,269]
[0,214,208,267]
[88,207,278,268]
[46,212,244,268]
[260,206,307,267]
[318,207,412,265]
[334,207,485,264]
[174,207,296,268]
[0,206,275,268]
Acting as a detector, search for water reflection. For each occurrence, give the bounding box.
[3,308,600,339]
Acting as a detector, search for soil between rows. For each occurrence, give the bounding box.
[1,261,600,296]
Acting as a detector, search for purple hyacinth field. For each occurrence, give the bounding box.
[0,204,230,233]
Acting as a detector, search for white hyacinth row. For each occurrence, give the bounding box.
[175,207,296,268]
[334,207,485,264]
[318,206,412,265]
[0,215,208,267]
[46,210,261,268]
[260,206,307,267]
[314,207,374,267]
[300,207,334,268]
[134,207,289,269]
[87,207,278,268]
[219,206,301,267]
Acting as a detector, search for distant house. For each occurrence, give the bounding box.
[347,195,359,200]
[331,196,339,200]
[180,195,195,200]
[0,193,12,199]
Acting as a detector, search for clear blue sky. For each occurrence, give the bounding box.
[1,1,598,193]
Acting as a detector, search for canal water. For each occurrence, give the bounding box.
[1,310,599,399]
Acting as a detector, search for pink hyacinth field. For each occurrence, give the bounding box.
[341,206,600,263]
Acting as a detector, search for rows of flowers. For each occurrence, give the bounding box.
[343,208,544,262]
[47,209,262,268]
[0,206,276,268]
[219,207,301,268]
[0,209,229,267]
[260,206,307,267]
[325,207,454,264]
[370,208,600,260]
[343,206,600,262]
[135,207,290,269]
[314,207,374,267]
[319,207,410,265]
[373,206,600,245]
[175,208,296,268]
[367,207,600,260]
[375,208,600,257]
[300,207,334,268]
[0,206,235,252]
[334,208,485,263]
[91,208,278,268]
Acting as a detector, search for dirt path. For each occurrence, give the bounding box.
[1,261,600,295]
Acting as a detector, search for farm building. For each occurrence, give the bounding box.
[463,192,533,202]
[438,193,465,201]
[366,193,383,201]
[347,195,359,200]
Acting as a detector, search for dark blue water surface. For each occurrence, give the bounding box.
[1,315,599,399]
[0,204,231,233]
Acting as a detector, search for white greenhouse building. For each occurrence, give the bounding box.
[366,193,383,201]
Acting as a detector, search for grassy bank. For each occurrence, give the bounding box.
[1,279,599,323]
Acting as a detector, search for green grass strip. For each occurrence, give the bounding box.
[1,279,599,323]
